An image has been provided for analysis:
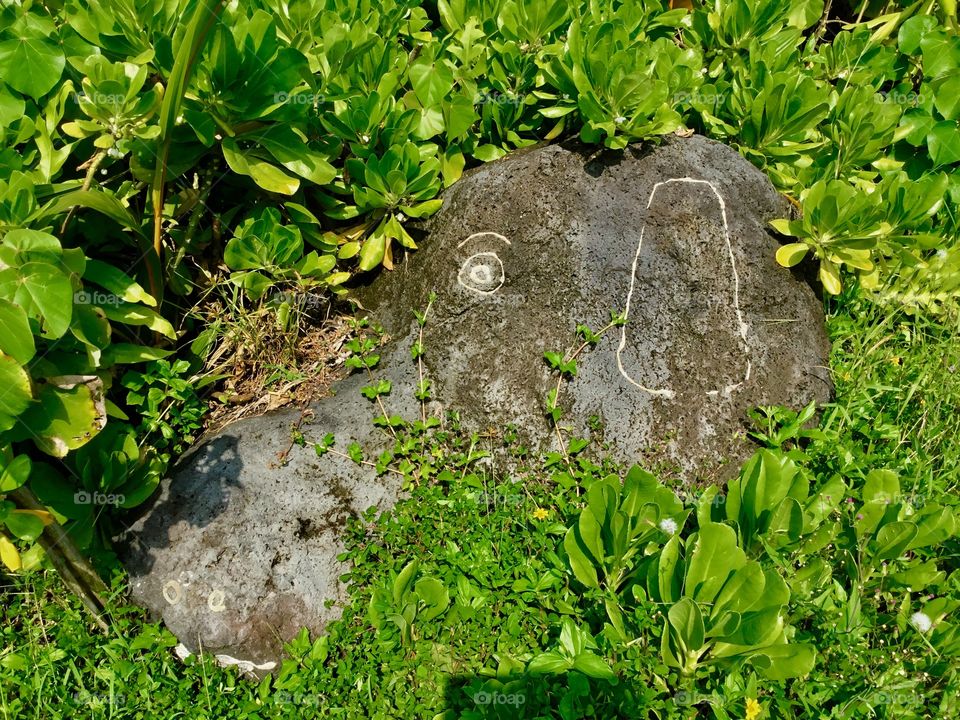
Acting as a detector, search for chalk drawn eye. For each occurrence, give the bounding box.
[458,252,505,295]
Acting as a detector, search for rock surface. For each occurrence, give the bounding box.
[119,135,832,668]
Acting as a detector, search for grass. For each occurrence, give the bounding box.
[2,290,960,719]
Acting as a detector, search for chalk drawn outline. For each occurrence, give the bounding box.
[616,178,752,399]
[457,232,510,295]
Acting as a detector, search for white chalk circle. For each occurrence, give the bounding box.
[458,252,505,294]
[616,177,752,399]
[162,580,182,606]
[207,588,227,613]
[456,231,511,295]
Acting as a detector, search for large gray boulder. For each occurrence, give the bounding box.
[119,135,831,669]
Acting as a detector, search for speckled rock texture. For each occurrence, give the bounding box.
[118,135,831,670]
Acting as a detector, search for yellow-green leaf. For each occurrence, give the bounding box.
[819,260,842,295]
[0,536,21,571]
[775,243,810,268]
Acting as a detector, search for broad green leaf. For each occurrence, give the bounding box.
[928,121,960,166]
[409,58,455,107]
[684,523,746,603]
[222,139,300,195]
[750,643,816,680]
[257,127,337,185]
[872,522,918,560]
[22,376,106,457]
[358,230,386,272]
[776,243,809,268]
[4,510,44,542]
[572,653,616,681]
[564,527,600,588]
[818,259,842,295]
[0,354,32,432]
[393,559,419,605]
[0,15,65,99]
[0,455,30,493]
[100,302,176,339]
[0,299,35,364]
[668,597,705,653]
[527,651,571,674]
[0,264,73,339]
[42,190,146,239]
[83,260,156,306]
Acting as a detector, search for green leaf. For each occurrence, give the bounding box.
[84,260,157,306]
[572,653,616,681]
[394,559,419,605]
[0,264,73,339]
[564,526,599,588]
[871,522,918,560]
[818,259,842,295]
[750,643,816,680]
[257,127,337,186]
[409,59,455,107]
[42,190,146,239]
[0,299,35,364]
[100,302,176,339]
[527,651,572,674]
[22,377,106,458]
[684,523,746,604]
[101,344,175,366]
[0,15,65,99]
[4,510,44,542]
[928,121,960,166]
[668,597,705,653]
[0,354,32,432]
[358,228,386,272]
[0,455,31,493]
[776,243,809,268]
[222,139,300,195]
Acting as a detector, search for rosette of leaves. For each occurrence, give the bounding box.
[538,13,701,149]
[343,143,444,271]
[368,559,450,647]
[223,207,349,304]
[707,449,846,561]
[61,56,163,156]
[655,522,816,680]
[563,466,687,595]
[772,173,948,295]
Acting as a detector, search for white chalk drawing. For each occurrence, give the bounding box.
[174,643,277,674]
[207,588,227,612]
[457,232,510,295]
[616,178,751,399]
[162,580,182,605]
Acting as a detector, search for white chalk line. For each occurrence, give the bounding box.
[616,177,752,400]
